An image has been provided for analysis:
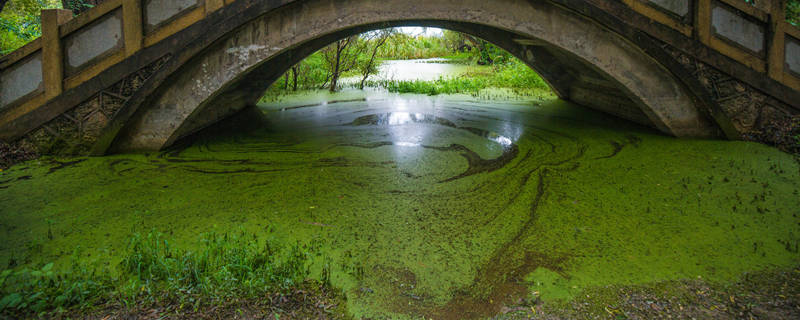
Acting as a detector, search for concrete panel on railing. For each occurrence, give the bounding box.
[710,1,765,55]
[63,10,124,75]
[787,35,800,76]
[0,52,43,109]
[648,0,690,17]
[144,0,200,32]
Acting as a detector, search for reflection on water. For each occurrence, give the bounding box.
[489,134,513,147]
[394,141,421,147]
[377,112,424,126]
[350,112,514,149]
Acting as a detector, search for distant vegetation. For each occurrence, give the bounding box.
[262,28,555,99]
[0,0,98,55]
[375,31,450,59]
[367,58,553,99]
[0,0,58,55]
[789,0,800,26]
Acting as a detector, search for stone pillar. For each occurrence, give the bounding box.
[694,0,712,45]
[41,9,73,100]
[206,0,224,13]
[767,0,786,81]
[122,0,144,57]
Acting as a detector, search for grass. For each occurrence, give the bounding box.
[0,228,316,317]
[0,0,62,55]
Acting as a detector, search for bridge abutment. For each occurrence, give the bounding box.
[108,0,721,152]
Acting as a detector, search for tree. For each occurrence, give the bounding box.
[1,0,61,54]
[442,29,470,52]
[358,29,394,89]
[290,65,299,91]
[60,0,96,15]
[321,35,366,92]
[789,0,800,26]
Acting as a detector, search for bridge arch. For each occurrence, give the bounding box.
[104,0,723,152]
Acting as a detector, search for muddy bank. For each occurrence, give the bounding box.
[0,141,38,170]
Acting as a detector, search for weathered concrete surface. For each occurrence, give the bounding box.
[711,3,765,54]
[787,36,800,76]
[63,10,123,74]
[113,0,717,151]
[144,0,199,31]
[0,52,43,109]
[648,0,690,17]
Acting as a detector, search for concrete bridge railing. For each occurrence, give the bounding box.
[0,0,224,148]
[0,0,798,154]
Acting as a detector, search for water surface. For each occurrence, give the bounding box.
[1,74,799,318]
[372,58,479,81]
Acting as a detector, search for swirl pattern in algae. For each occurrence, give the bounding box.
[0,94,798,318]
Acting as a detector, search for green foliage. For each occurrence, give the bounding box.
[370,77,475,96]
[61,0,94,14]
[492,58,549,89]
[0,228,312,316]
[121,229,308,302]
[0,0,61,55]
[262,28,554,100]
[788,0,800,26]
[0,250,110,314]
[440,30,513,65]
[263,32,392,98]
[375,32,449,59]
[261,51,329,100]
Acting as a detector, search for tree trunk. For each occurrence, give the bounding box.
[329,40,344,92]
[360,36,388,90]
[291,66,298,91]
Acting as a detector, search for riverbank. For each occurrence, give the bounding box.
[501,267,800,319]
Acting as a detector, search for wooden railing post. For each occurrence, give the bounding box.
[41,9,72,100]
[767,0,786,81]
[206,0,224,14]
[694,0,712,45]
[122,0,144,57]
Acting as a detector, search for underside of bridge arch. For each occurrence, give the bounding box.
[104,0,725,153]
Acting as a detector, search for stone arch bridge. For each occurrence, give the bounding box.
[1,0,799,154]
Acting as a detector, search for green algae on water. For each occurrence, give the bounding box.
[1,92,799,318]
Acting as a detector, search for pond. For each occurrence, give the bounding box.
[0,60,798,318]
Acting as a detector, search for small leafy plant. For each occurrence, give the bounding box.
[0,228,313,317]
